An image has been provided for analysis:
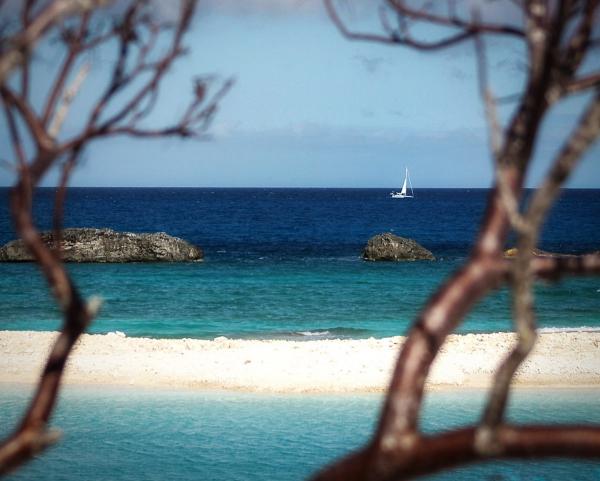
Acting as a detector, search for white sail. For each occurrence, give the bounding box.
[400,169,408,196]
[390,167,414,199]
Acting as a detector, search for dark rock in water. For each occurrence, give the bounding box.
[362,233,434,261]
[0,228,203,263]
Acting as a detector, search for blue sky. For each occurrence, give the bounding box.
[1,1,599,188]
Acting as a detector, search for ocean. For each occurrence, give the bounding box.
[1,188,599,481]
[0,188,598,338]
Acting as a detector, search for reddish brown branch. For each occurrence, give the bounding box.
[528,91,600,228]
[0,0,111,82]
[371,51,556,467]
[52,149,79,258]
[566,72,600,94]
[0,162,96,475]
[41,11,90,127]
[325,0,524,51]
[387,0,524,38]
[479,91,600,441]
[532,254,600,280]
[561,0,599,77]
[316,2,600,480]
[93,2,194,130]
[19,0,35,100]
[325,0,475,50]
[480,89,600,445]
[471,254,600,283]
[312,425,600,481]
[477,6,580,441]
[1,85,54,151]
[377,248,506,435]
[0,0,231,475]
[2,95,27,168]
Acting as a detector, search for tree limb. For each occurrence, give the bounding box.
[0,0,232,475]
[0,0,112,82]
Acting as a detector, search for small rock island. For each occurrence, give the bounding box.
[0,228,203,263]
[362,233,434,261]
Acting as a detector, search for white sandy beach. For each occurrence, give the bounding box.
[1,330,599,393]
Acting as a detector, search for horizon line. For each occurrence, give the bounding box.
[0,185,598,190]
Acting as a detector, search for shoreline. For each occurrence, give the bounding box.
[1,330,599,393]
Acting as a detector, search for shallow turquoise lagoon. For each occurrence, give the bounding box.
[1,386,599,481]
[1,257,599,339]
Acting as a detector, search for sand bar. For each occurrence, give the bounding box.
[1,330,599,393]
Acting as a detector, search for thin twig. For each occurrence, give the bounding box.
[48,62,90,138]
[0,0,233,474]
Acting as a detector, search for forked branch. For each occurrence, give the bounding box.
[315,1,600,479]
[0,0,231,475]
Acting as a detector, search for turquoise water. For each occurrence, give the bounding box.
[1,188,598,339]
[1,189,598,481]
[1,257,599,338]
[1,386,599,481]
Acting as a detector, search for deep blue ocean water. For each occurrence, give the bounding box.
[1,385,600,481]
[0,188,599,338]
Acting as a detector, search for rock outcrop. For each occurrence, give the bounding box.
[0,228,203,262]
[362,233,434,261]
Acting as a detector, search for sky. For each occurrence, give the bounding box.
[1,0,599,188]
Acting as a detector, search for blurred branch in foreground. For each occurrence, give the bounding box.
[0,0,232,474]
[314,1,600,479]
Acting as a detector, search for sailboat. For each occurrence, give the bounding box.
[390,168,414,198]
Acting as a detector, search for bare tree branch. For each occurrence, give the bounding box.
[566,72,600,94]
[387,0,525,37]
[48,62,90,138]
[316,1,600,479]
[479,89,600,451]
[52,149,79,258]
[19,0,35,100]
[1,93,28,168]
[0,0,232,474]
[527,91,600,228]
[325,0,485,50]
[1,84,54,151]
[0,0,112,82]
[41,9,91,127]
[532,253,600,280]
[312,425,600,481]
[473,15,530,234]
[561,0,599,77]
